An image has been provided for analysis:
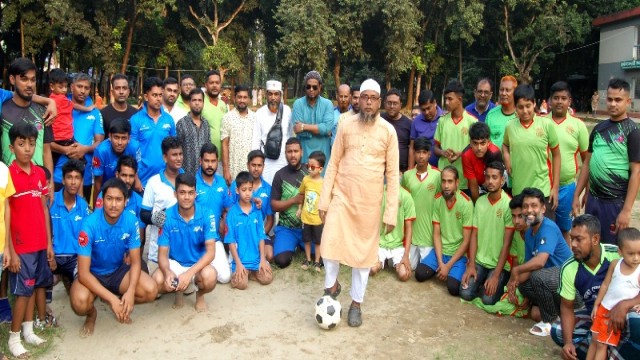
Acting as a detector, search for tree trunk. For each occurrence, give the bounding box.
[385,66,391,91]
[165,66,169,78]
[333,54,341,88]
[20,17,25,57]
[415,73,422,105]
[407,65,415,110]
[283,80,288,103]
[121,5,138,74]
[458,40,463,82]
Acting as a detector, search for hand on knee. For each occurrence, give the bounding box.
[395,263,410,282]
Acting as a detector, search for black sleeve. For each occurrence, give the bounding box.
[628,127,640,163]
[270,172,282,201]
[587,126,596,153]
[43,123,54,144]
[140,209,153,226]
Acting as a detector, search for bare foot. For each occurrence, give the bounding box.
[80,307,97,338]
[172,292,184,309]
[195,292,207,312]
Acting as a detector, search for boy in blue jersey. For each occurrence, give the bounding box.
[70,178,157,337]
[153,174,217,311]
[92,118,140,206]
[226,172,272,290]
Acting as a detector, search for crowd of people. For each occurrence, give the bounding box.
[0,58,638,359]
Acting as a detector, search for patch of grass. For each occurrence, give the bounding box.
[0,322,63,359]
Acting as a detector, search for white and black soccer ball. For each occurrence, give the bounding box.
[315,295,342,330]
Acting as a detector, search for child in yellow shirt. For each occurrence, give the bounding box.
[297,151,325,272]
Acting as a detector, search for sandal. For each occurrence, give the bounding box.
[529,321,551,336]
[301,260,310,270]
[324,280,341,299]
[313,262,322,273]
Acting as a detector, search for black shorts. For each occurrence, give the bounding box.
[9,250,53,297]
[302,223,324,245]
[94,263,130,295]
[53,255,77,280]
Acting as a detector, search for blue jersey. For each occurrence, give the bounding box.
[225,203,267,272]
[158,205,218,267]
[95,190,144,229]
[53,107,104,184]
[50,190,91,255]
[230,177,273,220]
[525,217,572,267]
[129,106,176,186]
[92,138,141,182]
[195,170,233,230]
[77,208,141,276]
[0,89,12,112]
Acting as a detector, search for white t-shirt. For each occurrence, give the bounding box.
[142,171,178,262]
[163,105,188,125]
[252,104,292,185]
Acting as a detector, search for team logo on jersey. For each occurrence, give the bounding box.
[427,183,436,192]
[217,187,224,192]
[121,233,130,241]
[565,126,575,135]
[193,226,203,233]
[87,115,95,121]
[162,124,171,130]
[616,134,625,143]
[540,238,546,245]
[496,208,503,218]
[78,231,89,247]
[92,156,101,168]
[74,215,83,222]
[95,198,103,209]
[455,211,462,220]
[461,127,469,136]
[536,127,544,137]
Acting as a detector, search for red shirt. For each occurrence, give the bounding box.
[49,93,74,141]
[8,161,49,254]
[461,143,502,186]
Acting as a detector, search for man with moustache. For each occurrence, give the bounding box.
[162,77,187,124]
[465,78,496,122]
[506,187,572,337]
[202,70,228,156]
[221,85,256,184]
[252,80,292,185]
[177,88,210,176]
[331,84,351,144]
[175,75,196,113]
[486,75,518,149]
[409,89,444,168]
[101,74,139,137]
[382,88,412,172]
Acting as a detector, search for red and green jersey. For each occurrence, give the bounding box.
[548,114,589,186]
[433,190,474,256]
[473,190,514,270]
[401,165,441,247]
[434,110,477,189]
[380,187,416,249]
[503,116,559,196]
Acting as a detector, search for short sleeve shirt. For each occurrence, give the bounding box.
[100,104,139,138]
[382,113,413,172]
[524,217,572,267]
[473,190,514,270]
[271,164,308,229]
[50,190,91,255]
[434,111,477,189]
[92,138,141,182]
[401,166,441,247]
[0,162,15,251]
[195,171,233,230]
[77,209,141,276]
[432,190,474,256]
[224,203,267,272]
[158,205,218,267]
[230,177,274,221]
[379,187,416,249]
[142,171,179,261]
[503,116,559,196]
[298,175,323,225]
[461,143,503,186]
[95,190,144,229]
[8,162,49,254]
[485,105,517,149]
[1,101,53,166]
[549,114,589,186]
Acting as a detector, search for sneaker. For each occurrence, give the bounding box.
[301,260,310,270]
[348,305,362,327]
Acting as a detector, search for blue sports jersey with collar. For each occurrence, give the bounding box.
[92,138,141,181]
[158,204,218,267]
[195,169,233,229]
[129,106,177,186]
[525,217,572,267]
[230,177,273,219]
[0,89,12,111]
[224,202,267,272]
[50,190,91,255]
[53,107,104,184]
[77,208,141,276]
[96,190,144,228]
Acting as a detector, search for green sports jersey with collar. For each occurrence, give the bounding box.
[473,190,514,270]
[433,190,474,256]
[486,105,517,150]
[379,187,416,249]
[401,165,441,247]
[548,114,589,186]
[503,115,559,196]
[434,110,477,189]
[509,230,525,266]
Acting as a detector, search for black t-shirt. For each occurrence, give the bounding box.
[100,104,139,137]
[271,163,308,229]
[382,112,412,172]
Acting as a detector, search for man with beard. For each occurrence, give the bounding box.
[465,78,495,122]
[415,166,473,297]
[101,74,138,137]
[252,80,292,185]
[175,75,196,113]
[552,214,640,360]
[382,88,412,172]
[331,84,351,145]
[486,75,518,149]
[177,88,210,176]
[409,89,444,168]
[291,71,334,165]
[270,138,307,268]
[194,143,232,284]
[319,79,399,327]
[162,77,187,124]
[221,85,256,184]
[460,161,513,305]
[202,70,228,156]
[506,187,572,336]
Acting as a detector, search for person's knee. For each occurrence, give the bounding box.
[370,262,382,276]
[459,286,476,301]
[257,272,272,286]
[395,263,410,282]
[70,284,93,315]
[273,251,293,269]
[480,294,499,306]
[447,277,461,296]
[550,322,563,346]
[137,276,158,303]
[231,275,248,290]
[197,268,217,293]
[414,264,434,282]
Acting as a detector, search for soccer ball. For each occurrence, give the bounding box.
[315,295,342,330]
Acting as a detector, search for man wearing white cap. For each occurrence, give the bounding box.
[319,79,400,327]
[252,80,292,185]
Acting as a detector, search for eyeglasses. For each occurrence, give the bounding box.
[308,165,323,170]
[306,85,319,91]
[361,95,380,102]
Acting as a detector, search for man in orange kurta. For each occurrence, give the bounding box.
[318,79,399,327]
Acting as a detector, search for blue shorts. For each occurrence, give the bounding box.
[54,255,77,280]
[421,252,468,282]
[585,194,623,245]
[9,250,53,297]
[94,263,130,295]
[273,226,303,256]
[555,182,576,232]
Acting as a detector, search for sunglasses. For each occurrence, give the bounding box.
[306,85,319,91]
[308,165,323,170]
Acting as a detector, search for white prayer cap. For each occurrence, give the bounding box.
[360,79,381,95]
[266,80,282,92]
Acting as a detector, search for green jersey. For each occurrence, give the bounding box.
[548,114,589,186]
[485,105,517,149]
[1,101,52,166]
[509,230,525,266]
[503,115,559,196]
[379,187,416,249]
[434,110,477,189]
[473,190,514,270]
[271,164,308,229]
[401,165,441,247]
[433,190,474,256]
[202,94,229,152]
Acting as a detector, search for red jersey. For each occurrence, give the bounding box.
[461,143,502,186]
[49,93,74,141]
[8,161,49,254]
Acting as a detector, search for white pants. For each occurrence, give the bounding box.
[409,245,433,270]
[212,241,231,284]
[378,247,405,268]
[323,259,370,303]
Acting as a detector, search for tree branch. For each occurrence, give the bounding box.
[216,0,245,39]
[503,4,519,69]
[189,5,213,46]
[185,17,210,46]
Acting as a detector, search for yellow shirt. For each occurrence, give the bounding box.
[0,163,16,252]
[299,175,323,225]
